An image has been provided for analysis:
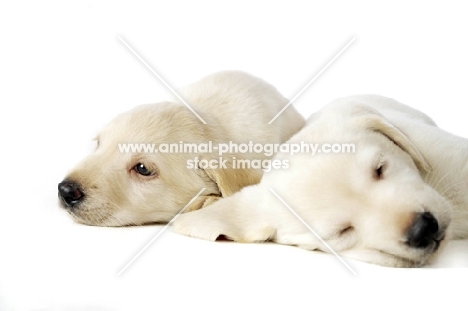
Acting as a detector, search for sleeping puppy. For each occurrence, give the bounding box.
[174,95,468,267]
[58,71,305,226]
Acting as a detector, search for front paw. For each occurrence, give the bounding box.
[173,211,223,241]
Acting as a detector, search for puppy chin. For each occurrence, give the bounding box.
[62,204,115,227]
[421,237,449,266]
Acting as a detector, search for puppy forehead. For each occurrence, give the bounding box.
[101,105,161,135]
[100,102,205,145]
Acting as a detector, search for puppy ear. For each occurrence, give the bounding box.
[201,154,264,197]
[184,195,220,213]
[356,110,431,172]
[173,188,276,243]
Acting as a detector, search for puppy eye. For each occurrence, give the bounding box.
[134,163,155,176]
[339,226,354,235]
[374,163,385,179]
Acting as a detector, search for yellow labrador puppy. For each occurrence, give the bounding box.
[174,95,468,267]
[58,71,305,226]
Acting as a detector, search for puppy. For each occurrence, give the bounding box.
[174,95,468,267]
[58,71,305,226]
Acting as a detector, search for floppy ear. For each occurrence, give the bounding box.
[201,154,264,197]
[184,195,221,213]
[356,109,432,172]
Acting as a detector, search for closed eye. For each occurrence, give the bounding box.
[373,162,386,180]
[339,226,354,235]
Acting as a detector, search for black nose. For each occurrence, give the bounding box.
[58,180,84,208]
[406,212,439,248]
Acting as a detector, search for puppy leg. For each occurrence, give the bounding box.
[173,187,276,243]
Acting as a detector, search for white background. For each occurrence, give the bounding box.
[1,1,468,310]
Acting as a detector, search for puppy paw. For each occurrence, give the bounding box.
[174,189,276,243]
[173,211,225,241]
[174,208,276,243]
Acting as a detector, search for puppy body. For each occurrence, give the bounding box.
[175,95,468,267]
[59,71,305,226]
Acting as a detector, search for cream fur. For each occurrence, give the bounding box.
[174,95,468,267]
[59,71,305,226]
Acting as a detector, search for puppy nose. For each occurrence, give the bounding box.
[406,212,439,248]
[58,180,84,208]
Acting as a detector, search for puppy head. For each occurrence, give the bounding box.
[286,107,451,267]
[58,102,261,226]
[175,106,453,267]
